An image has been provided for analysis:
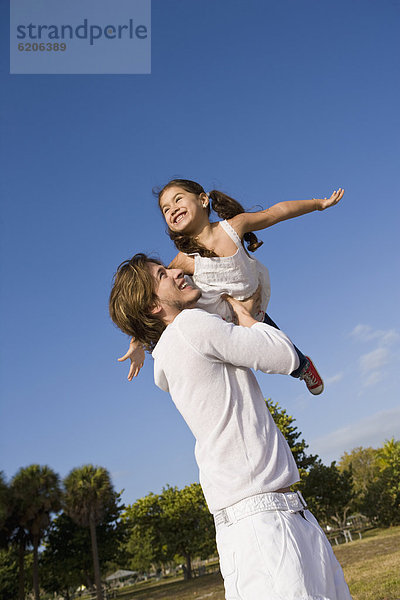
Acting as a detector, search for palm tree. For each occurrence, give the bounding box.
[11,465,62,600]
[63,465,115,600]
[1,470,29,600]
[0,471,10,546]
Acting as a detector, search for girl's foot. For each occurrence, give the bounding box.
[300,357,324,395]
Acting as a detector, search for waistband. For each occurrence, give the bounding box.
[214,491,308,529]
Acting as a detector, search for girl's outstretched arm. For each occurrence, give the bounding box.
[118,338,145,381]
[231,188,344,237]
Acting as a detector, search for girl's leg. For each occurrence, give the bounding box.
[263,313,309,378]
[263,313,324,394]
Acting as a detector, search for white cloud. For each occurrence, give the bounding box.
[325,373,344,385]
[350,324,399,346]
[350,324,399,389]
[350,324,372,339]
[363,371,383,387]
[359,347,390,373]
[310,407,400,464]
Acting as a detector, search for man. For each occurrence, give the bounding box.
[109,253,352,600]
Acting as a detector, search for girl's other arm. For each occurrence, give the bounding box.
[168,252,195,275]
[118,338,145,381]
[231,188,344,237]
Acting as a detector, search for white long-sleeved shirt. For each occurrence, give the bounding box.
[152,308,300,513]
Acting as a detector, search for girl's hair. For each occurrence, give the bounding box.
[109,253,166,352]
[156,179,263,258]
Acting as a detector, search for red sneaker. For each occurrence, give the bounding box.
[300,357,324,395]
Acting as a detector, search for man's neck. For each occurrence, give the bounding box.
[163,309,182,326]
[162,303,199,326]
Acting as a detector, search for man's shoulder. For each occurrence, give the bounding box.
[153,309,205,348]
[167,309,224,345]
[154,309,225,357]
[153,309,218,367]
[178,307,219,321]
[175,308,224,331]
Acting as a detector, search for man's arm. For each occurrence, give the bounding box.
[179,307,299,375]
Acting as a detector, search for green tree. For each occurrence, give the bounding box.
[0,547,20,600]
[63,465,117,600]
[0,471,27,599]
[40,512,90,598]
[2,491,29,600]
[123,492,166,573]
[266,399,318,474]
[124,484,215,580]
[0,475,30,600]
[338,446,379,494]
[298,460,354,526]
[40,496,125,596]
[265,400,357,527]
[0,472,11,548]
[361,438,400,526]
[338,446,379,511]
[11,465,61,600]
[0,547,33,600]
[377,438,400,474]
[159,484,215,579]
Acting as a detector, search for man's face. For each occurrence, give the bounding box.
[148,262,201,323]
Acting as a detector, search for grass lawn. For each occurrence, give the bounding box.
[113,526,400,600]
[334,526,400,600]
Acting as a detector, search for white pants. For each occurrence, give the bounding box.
[215,498,352,600]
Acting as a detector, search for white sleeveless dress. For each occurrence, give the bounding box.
[187,220,271,322]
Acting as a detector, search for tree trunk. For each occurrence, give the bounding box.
[32,534,40,600]
[18,536,25,600]
[184,553,192,579]
[89,515,103,600]
[84,572,92,589]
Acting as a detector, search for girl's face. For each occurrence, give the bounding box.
[159,186,209,234]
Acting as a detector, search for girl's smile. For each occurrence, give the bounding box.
[159,185,209,234]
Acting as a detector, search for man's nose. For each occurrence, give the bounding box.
[172,268,184,279]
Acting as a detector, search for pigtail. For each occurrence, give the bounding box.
[209,190,263,252]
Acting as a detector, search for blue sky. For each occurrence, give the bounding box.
[1,0,399,506]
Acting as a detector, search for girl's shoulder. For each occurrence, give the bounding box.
[218,218,247,254]
[226,214,246,240]
[208,220,242,257]
[169,252,195,275]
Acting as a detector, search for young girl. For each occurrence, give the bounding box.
[119,179,344,395]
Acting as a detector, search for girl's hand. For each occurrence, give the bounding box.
[314,188,344,211]
[118,338,145,381]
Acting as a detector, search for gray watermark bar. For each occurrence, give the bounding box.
[10,0,151,74]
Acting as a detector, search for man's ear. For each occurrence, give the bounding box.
[150,302,163,315]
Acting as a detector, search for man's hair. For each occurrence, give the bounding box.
[109,253,166,352]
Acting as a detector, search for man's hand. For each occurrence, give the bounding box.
[314,188,344,211]
[222,295,258,328]
[118,338,145,381]
[238,285,262,318]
